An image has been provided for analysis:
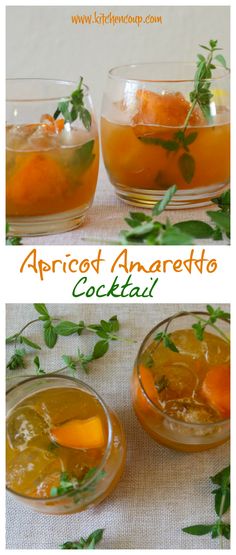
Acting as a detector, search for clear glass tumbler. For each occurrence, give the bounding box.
[131,311,230,451]
[101,63,230,208]
[6,79,99,236]
[6,375,126,514]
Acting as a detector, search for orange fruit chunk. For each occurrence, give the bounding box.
[46,118,64,134]
[136,365,160,413]
[50,417,106,450]
[9,153,68,205]
[201,364,230,418]
[140,365,159,403]
[40,114,65,133]
[133,90,202,127]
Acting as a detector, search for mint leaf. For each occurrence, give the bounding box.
[70,140,95,173]
[154,332,179,353]
[55,321,84,336]
[178,153,195,183]
[192,321,205,341]
[152,185,177,216]
[7,348,26,370]
[183,524,213,536]
[207,211,230,236]
[34,304,49,318]
[174,221,214,239]
[92,340,109,359]
[215,54,228,69]
[43,323,58,348]
[20,336,41,350]
[138,136,179,151]
[33,355,45,375]
[60,529,104,550]
[211,466,230,488]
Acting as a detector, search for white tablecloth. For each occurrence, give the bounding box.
[6,303,230,549]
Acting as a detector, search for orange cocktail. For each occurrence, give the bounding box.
[131,311,230,451]
[6,376,126,514]
[101,63,230,208]
[6,79,99,235]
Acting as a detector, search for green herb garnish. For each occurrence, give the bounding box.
[155,375,169,393]
[154,332,179,353]
[6,222,22,246]
[138,40,228,183]
[54,77,91,130]
[60,529,104,549]
[33,355,45,375]
[119,186,230,245]
[70,140,95,173]
[50,468,105,499]
[183,466,230,545]
[153,305,230,354]
[6,306,134,379]
[191,305,230,342]
[6,348,26,370]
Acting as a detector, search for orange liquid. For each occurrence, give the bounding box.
[6,387,125,512]
[101,117,230,191]
[6,124,99,217]
[132,329,230,451]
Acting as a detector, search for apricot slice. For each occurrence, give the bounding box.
[40,114,65,133]
[8,154,68,205]
[136,365,160,414]
[140,365,158,403]
[133,90,202,127]
[201,364,230,418]
[50,417,106,450]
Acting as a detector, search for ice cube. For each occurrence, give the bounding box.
[164,398,219,424]
[34,470,61,498]
[27,124,58,150]
[6,446,57,496]
[203,335,230,366]
[154,363,198,401]
[7,406,48,450]
[6,125,34,151]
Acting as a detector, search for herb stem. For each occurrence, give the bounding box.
[183,99,198,131]
[183,49,213,131]
[9,317,61,349]
[217,491,227,549]
[192,315,230,344]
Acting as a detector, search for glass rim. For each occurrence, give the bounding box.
[136,310,230,428]
[6,78,89,102]
[108,62,230,84]
[6,374,113,503]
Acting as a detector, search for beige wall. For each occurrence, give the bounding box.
[6,5,230,113]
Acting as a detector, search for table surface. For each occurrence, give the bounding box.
[6,303,230,550]
[21,162,228,246]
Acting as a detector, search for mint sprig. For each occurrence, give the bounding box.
[152,305,230,354]
[119,186,230,245]
[50,468,105,499]
[138,40,228,183]
[191,305,230,342]
[183,466,230,545]
[54,77,91,130]
[6,306,134,379]
[60,529,104,550]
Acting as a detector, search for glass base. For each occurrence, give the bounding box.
[113,181,229,210]
[7,205,89,237]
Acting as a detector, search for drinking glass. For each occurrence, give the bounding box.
[101,63,230,208]
[131,311,230,451]
[6,79,99,236]
[6,375,126,514]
